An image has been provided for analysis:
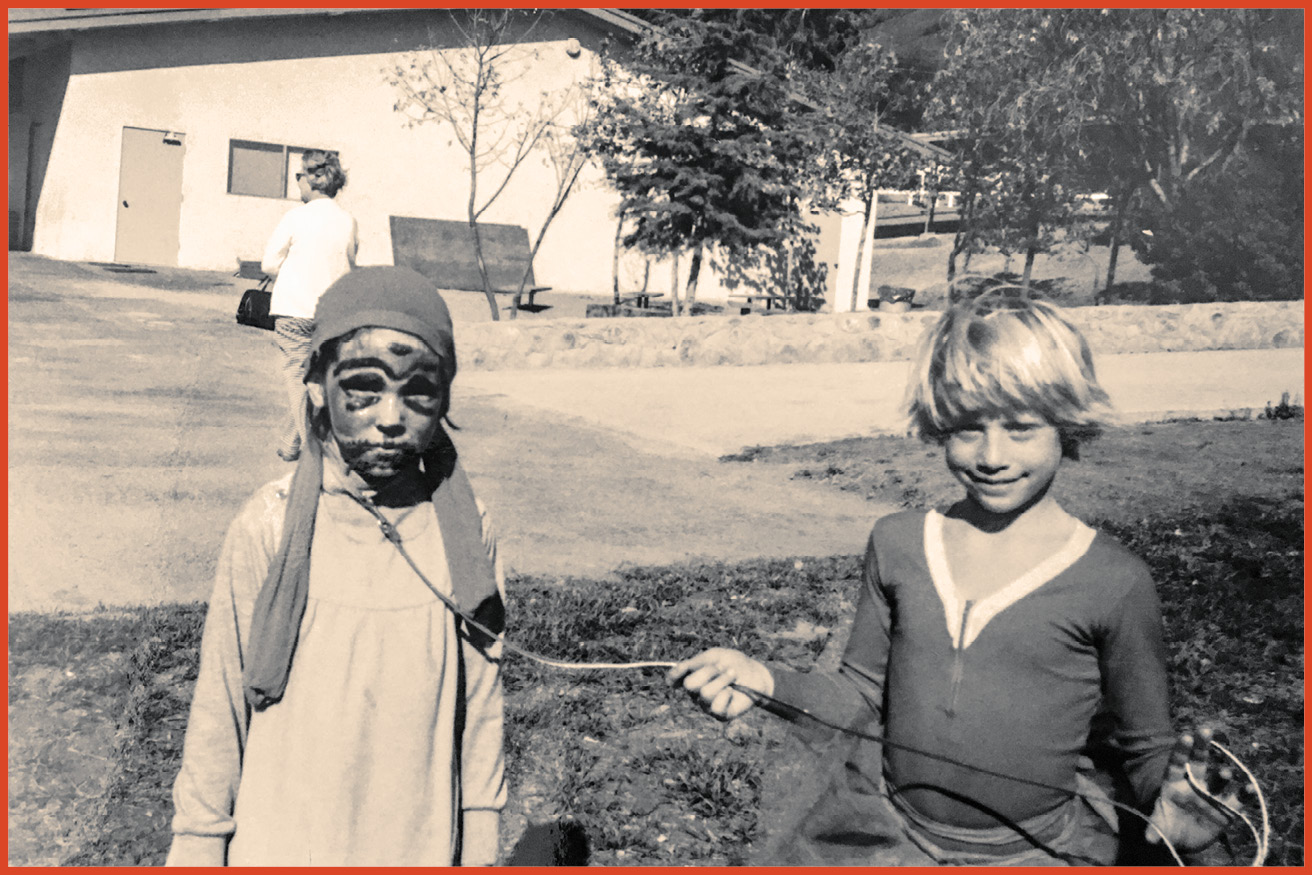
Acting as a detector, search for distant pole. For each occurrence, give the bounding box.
[855,190,879,311]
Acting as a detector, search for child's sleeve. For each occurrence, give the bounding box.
[768,526,891,735]
[166,495,275,866]
[1098,559,1174,810]
[459,499,508,814]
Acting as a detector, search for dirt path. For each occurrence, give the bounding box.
[8,255,888,613]
[8,256,890,864]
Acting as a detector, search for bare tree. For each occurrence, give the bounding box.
[389,10,581,320]
[508,89,592,318]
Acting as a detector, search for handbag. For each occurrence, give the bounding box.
[236,287,275,330]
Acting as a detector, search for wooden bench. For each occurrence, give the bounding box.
[388,216,550,309]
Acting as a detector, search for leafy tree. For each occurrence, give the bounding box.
[629,8,862,73]
[929,10,1093,294]
[389,10,585,320]
[574,11,817,314]
[795,41,922,310]
[928,8,1303,298]
[1123,125,1303,303]
[1061,8,1303,292]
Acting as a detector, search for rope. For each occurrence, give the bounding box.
[346,491,679,671]
[1187,744,1270,866]
[345,490,1268,866]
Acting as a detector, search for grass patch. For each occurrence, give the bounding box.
[9,604,206,865]
[723,417,1304,527]
[864,230,1154,308]
[10,419,1302,865]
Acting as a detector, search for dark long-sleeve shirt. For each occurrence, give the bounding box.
[770,510,1174,829]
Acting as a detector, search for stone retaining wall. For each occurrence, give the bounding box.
[460,300,1304,371]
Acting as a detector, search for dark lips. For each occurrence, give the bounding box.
[347,445,417,470]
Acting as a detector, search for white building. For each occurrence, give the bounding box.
[9,7,945,309]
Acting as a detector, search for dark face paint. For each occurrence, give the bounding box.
[311,327,446,486]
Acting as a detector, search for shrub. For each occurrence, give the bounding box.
[1129,132,1303,303]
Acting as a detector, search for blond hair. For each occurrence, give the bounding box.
[905,294,1112,458]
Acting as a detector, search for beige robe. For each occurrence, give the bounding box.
[167,461,505,866]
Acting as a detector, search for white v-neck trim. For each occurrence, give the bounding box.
[924,510,1096,649]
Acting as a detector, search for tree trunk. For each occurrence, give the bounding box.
[946,190,976,295]
[783,247,793,311]
[1103,187,1133,295]
[470,221,501,322]
[684,246,703,315]
[1021,245,1036,295]
[851,188,878,312]
[923,191,938,235]
[1104,231,1121,297]
[611,214,625,306]
[670,253,681,317]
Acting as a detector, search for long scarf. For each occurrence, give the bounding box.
[242,427,501,711]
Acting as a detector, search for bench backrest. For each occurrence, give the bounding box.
[389,216,537,292]
[236,259,267,280]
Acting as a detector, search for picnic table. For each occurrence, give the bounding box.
[726,292,792,313]
[618,290,665,309]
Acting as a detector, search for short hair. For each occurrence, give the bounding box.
[905,294,1112,459]
[301,150,347,197]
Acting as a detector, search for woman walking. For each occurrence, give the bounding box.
[262,149,359,461]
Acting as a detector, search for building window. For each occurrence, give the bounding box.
[227,139,333,199]
[10,57,25,110]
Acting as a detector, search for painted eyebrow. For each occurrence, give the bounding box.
[332,357,442,381]
[333,356,397,378]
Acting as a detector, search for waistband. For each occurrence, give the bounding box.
[889,786,1073,857]
[885,767,1118,864]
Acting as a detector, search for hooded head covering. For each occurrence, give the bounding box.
[243,267,501,711]
[308,266,457,394]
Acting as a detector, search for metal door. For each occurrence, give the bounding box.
[9,113,31,249]
[114,127,184,265]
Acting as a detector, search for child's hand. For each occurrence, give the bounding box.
[1147,726,1239,854]
[668,648,774,720]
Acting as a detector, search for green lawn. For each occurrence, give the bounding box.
[9,418,1303,865]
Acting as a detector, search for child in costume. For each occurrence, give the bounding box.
[168,267,504,866]
[671,295,1236,865]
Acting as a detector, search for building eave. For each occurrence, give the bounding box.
[6,8,392,34]
[7,7,648,37]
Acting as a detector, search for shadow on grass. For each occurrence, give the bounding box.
[10,498,1303,866]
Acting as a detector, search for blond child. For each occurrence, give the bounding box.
[168,268,504,865]
[672,295,1235,865]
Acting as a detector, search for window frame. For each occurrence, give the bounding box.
[226,139,334,200]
